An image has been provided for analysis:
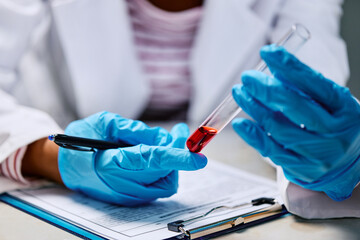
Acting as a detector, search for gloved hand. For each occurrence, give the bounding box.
[232,45,360,201]
[58,111,207,206]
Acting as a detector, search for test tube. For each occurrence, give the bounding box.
[187,23,311,153]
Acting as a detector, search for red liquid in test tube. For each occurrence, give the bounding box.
[186,126,218,153]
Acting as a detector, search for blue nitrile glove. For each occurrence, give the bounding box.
[232,45,360,201]
[58,111,207,206]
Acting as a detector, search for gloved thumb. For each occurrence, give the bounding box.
[232,118,276,158]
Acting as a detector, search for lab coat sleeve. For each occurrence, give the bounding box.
[0,90,62,192]
[272,0,349,86]
[277,167,360,219]
[0,0,63,159]
[0,1,63,191]
[0,90,62,162]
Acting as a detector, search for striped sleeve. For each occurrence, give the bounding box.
[0,146,28,184]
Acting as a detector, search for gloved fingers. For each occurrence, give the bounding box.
[145,170,179,198]
[168,123,190,148]
[83,111,173,146]
[115,145,207,171]
[241,70,333,133]
[231,118,308,168]
[260,45,358,114]
[231,118,330,183]
[231,87,338,160]
[96,163,179,200]
[82,186,154,207]
[95,150,172,183]
[122,170,179,199]
[99,173,178,201]
[232,84,301,136]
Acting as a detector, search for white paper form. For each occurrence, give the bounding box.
[7,160,281,240]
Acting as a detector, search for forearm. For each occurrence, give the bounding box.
[22,137,63,185]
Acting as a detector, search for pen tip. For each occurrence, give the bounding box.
[48,135,55,141]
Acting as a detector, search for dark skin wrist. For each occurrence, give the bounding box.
[148,0,203,12]
[21,137,63,185]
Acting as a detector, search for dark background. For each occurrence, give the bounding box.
[341,0,360,99]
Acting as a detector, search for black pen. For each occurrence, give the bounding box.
[48,134,133,151]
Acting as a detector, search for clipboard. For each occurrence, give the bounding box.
[0,192,288,240]
[165,197,288,239]
[183,205,288,240]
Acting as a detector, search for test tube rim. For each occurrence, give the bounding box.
[292,23,311,41]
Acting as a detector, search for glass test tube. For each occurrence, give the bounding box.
[186,23,311,153]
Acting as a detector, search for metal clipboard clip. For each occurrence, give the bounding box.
[167,197,286,240]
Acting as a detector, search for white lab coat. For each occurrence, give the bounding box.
[0,0,353,218]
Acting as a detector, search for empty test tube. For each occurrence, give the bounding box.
[186,23,311,153]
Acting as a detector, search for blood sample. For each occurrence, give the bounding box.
[186,24,311,153]
[186,126,218,153]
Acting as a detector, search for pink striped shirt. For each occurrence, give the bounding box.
[127,0,203,117]
[0,146,28,184]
